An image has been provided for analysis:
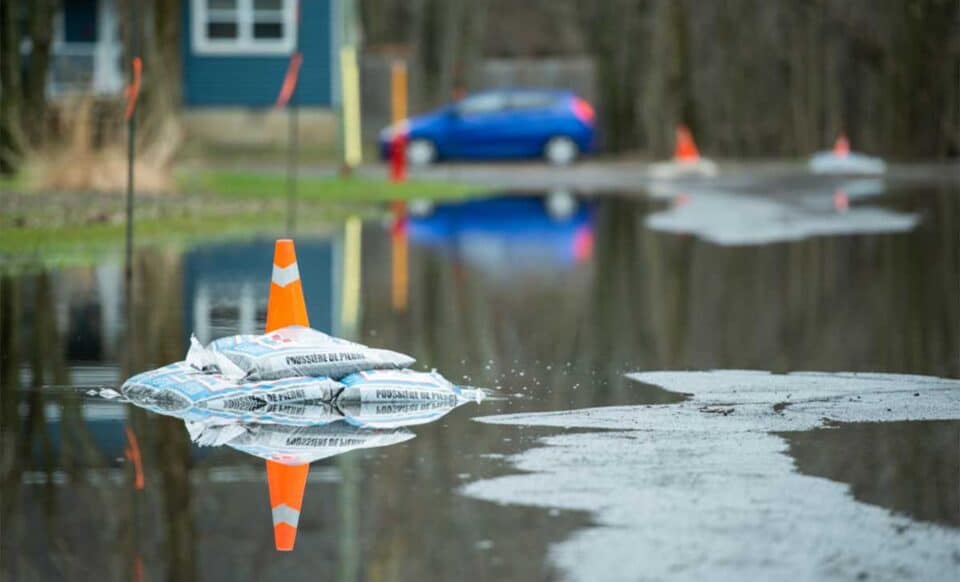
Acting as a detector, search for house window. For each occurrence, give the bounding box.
[192,0,296,55]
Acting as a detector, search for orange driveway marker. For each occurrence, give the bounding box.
[674,125,701,162]
[833,134,851,158]
[124,57,142,121]
[275,52,303,110]
[265,238,311,551]
[124,425,145,490]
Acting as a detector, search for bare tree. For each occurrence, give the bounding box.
[1,0,25,174]
[576,0,647,152]
[23,0,55,144]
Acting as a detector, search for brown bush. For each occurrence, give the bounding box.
[37,97,179,194]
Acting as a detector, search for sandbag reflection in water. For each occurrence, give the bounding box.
[114,385,481,464]
[187,419,416,465]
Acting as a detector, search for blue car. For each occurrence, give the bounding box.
[379,89,596,165]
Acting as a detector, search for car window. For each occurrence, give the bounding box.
[457,93,507,115]
[509,92,557,110]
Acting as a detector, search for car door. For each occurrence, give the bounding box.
[506,91,561,156]
[446,92,521,159]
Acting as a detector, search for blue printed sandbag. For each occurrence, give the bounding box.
[187,325,415,382]
[336,368,485,404]
[121,361,343,417]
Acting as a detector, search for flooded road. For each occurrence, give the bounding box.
[2,180,958,580]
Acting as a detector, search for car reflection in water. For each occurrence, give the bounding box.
[407,191,596,275]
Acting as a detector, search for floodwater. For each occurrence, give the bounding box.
[1,179,958,580]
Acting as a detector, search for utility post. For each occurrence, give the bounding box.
[338,0,362,176]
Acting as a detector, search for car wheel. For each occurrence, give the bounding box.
[544,136,578,166]
[406,139,437,166]
[545,189,577,220]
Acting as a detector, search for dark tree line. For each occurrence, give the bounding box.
[1,0,56,173]
[361,0,959,158]
[2,0,955,173]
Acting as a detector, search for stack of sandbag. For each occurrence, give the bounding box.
[121,325,481,419]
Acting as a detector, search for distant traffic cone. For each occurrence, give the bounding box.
[832,134,850,158]
[265,238,311,551]
[674,125,700,162]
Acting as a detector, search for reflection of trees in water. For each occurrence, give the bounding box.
[356,229,596,580]
[129,248,196,582]
[361,224,618,405]
[589,189,958,377]
[781,420,960,527]
[0,275,23,571]
[2,190,956,579]
[2,271,107,577]
[347,191,959,579]
[1,249,196,580]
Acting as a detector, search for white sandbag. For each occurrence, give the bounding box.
[187,325,415,382]
[121,361,343,418]
[336,368,483,404]
[339,399,466,429]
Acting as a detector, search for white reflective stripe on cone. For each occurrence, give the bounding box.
[272,503,301,527]
[272,262,300,287]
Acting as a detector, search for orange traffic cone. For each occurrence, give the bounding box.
[674,125,700,162]
[833,134,850,158]
[265,239,311,551]
[266,239,310,332]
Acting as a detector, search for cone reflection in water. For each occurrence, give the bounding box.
[265,238,310,551]
[267,461,309,551]
[834,189,850,213]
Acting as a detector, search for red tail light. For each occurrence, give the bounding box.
[571,97,595,126]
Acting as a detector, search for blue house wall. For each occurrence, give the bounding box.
[181,0,334,107]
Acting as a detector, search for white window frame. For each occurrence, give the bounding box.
[192,0,296,56]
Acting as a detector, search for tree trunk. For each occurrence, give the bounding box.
[1,0,24,175]
[23,0,54,144]
[116,0,182,162]
[577,0,646,153]
[138,0,182,145]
